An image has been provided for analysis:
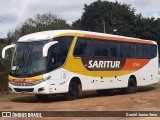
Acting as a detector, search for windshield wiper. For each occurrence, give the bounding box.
[13,44,32,74]
[24,46,32,66]
[13,51,26,74]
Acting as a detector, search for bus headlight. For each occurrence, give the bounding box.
[42,76,51,82]
[33,76,51,85]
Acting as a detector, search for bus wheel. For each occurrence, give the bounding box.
[35,94,48,101]
[65,81,78,100]
[127,78,137,94]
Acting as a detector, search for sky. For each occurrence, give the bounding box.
[0,0,160,38]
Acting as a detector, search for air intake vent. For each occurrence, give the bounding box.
[14,88,34,92]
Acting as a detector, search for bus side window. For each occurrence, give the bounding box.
[74,37,92,56]
[117,42,125,58]
[125,43,136,58]
[48,44,62,70]
[147,44,157,58]
[54,36,74,63]
[101,41,109,57]
[109,41,117,57]
[137,44,147,58]
[93,40,101,56]
[92,39,108,57]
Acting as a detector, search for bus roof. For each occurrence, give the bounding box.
[18,30,156,44]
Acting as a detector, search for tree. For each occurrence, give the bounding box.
[72,0,160,42]
[134,17,160,41]
[9,12,71,42]
[72,0,138,37]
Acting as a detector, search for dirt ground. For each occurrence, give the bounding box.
[0,84,160,120]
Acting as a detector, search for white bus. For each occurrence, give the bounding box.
[2,30,159,100]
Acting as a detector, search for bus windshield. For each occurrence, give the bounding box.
[10,36,74,77]
[10,40,50,77]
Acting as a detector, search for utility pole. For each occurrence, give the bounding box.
[103,19,105,33]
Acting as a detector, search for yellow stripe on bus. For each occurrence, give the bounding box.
[8,75,43,82]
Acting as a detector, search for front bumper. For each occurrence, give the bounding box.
[9,80,68,94]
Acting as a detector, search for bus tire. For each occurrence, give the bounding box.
[126,78,137,94]
[77,84,82,98]
[35,94,48,101]
[65,81,78,100]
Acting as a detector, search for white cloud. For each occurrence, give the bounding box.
[0,0,96,37]
[152,12,160,19]
[0,0,160,38]
[122,0,160,18]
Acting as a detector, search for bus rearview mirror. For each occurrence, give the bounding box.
[2,44,16,59]
[43,41,58,57]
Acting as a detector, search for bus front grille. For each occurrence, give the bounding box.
[14,88,34,92]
